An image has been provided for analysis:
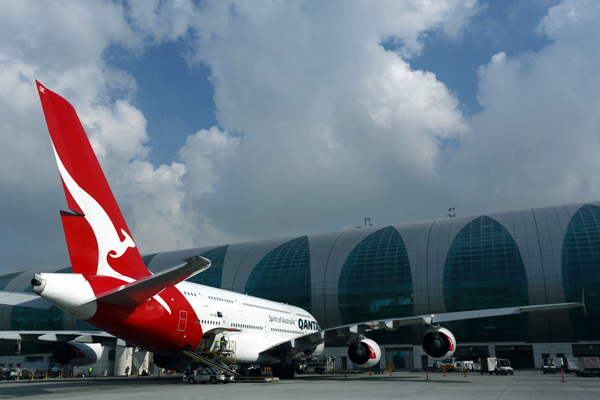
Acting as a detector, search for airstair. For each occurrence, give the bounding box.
[182,338,241,378]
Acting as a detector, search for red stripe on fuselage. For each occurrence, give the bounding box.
[85,276,203,356]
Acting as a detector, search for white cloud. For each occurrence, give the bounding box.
[449,0,600,213]
[173,0,475,238]
[16,0,600,274]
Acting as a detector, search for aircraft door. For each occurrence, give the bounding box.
[178,310,188,332]
[234,297,243,311]
[224,316,229,328]
[264,322,269,337]
[195,288,209,307]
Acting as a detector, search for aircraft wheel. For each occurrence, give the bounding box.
[210,376,218,384]
[188,376,196,384]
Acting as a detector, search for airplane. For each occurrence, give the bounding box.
[0,82,586,378]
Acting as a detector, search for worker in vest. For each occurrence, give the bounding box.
[88,367,92,377]
[220,336,226,352]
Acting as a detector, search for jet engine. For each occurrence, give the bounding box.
[53,342,103,366]
[348,338,381,368]
[422,327,456,360]
[302,342,325,358]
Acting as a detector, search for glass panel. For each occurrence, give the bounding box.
[187,245,229,289]
[563,204,600,339]
[245,237,311,311]
[443,216,528,341]
[0,272,21,290]
[338,226,412,343]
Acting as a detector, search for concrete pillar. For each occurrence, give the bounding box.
[114,340,133,376]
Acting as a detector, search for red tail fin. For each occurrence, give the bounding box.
[36,81,149,278]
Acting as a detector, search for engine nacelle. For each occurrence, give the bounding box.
[53,342,103,366]
[348,338,381,368]
[422,327,456,360]
[302,342,325,358]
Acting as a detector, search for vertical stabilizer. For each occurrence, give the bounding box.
[36,81,149,278]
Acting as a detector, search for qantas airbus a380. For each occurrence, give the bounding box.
[0,82,586,377]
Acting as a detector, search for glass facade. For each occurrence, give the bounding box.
[562,204,600,339]
[187,245,229,288]
[338,226,413,323]
[0,272,22,290]
[3,201,600,353]
[141,253,158,267]
[245,236,311,312]
[10,268,70,330]
[11,305,64,330]
[443,216,528,341]
[338,226,413,344]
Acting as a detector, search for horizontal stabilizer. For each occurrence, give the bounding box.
[0,291,54,309]
[94,255,211,306]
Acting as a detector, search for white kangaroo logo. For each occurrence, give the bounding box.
[53,145,135,278]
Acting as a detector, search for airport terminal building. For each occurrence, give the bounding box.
[1,200,599,372]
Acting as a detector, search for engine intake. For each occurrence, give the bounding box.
[53,342,103,366]
[348,338,381,368]
[422,327,456,360]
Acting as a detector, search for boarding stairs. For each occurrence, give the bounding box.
[182,340,241,378]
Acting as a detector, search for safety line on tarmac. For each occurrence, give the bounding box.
[493,375,515,400]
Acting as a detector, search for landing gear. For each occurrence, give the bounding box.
[272,350,296,379]
[272,363,295,379]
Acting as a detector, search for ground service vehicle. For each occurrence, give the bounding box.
[496,359,514,375]
[304,356,336,374]
[577,357,600,377]
[439,358,460,371]
[455,360,475,371]
[183,365,234,384]
[565,358,579,373]
[480,357,513,375]
[542,358,557,374]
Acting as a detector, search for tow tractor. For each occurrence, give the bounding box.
[479,357,514,375]
[183,365,235,384]
[542,358,557,374]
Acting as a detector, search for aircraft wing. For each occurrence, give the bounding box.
[263,299,585,356]
[0,330,114,343]
[0,291,54,309]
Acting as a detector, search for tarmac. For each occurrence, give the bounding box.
[1,370,599,399]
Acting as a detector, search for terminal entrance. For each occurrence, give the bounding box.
[495,345,534,369]
[384,347,413,370]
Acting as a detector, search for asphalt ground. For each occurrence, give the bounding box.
[1,370,599,399]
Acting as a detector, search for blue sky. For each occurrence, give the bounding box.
[105,40,218,166]
[103,0,560,167]
[408,0,559,115]
[1,0,600,273]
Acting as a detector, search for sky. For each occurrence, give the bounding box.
[1,0,600,274]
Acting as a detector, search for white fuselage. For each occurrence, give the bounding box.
[175,281,321,364]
